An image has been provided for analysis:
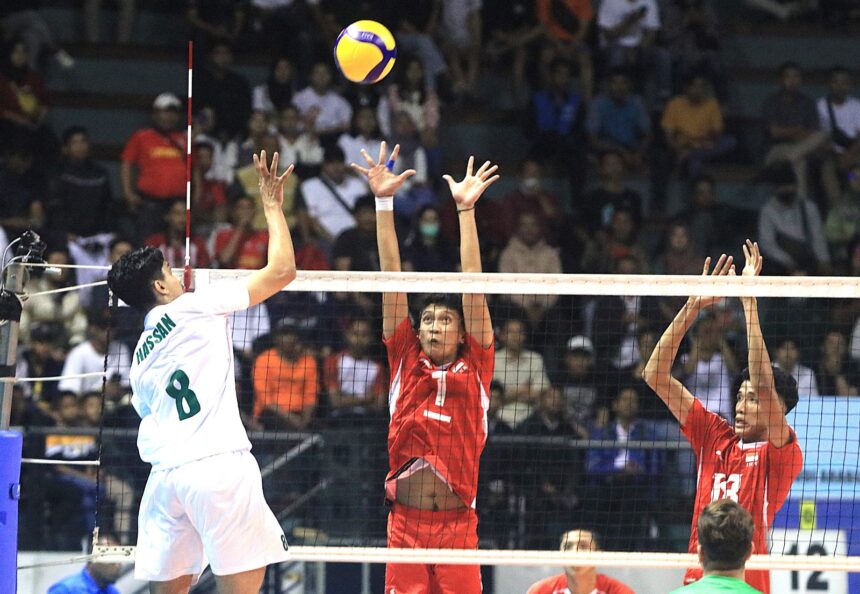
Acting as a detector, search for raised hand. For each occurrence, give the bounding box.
[350,141,416,198]
[688,254,734,310]
[442,156,500,209]
[254,150,294,210]
[742,239,763,277]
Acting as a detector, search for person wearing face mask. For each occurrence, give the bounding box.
[498,158,563,245]
[402,205,457,272]
[757,161,831,275]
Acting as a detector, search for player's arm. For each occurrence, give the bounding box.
[740,240,791,447]
[245,151,297,307]
[642,255,734,425]
[351,141,416,338]
[443,157,499,348]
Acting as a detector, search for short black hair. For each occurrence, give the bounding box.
[353,194,376,214]
[764,160,797,186]
[698,499,754,571]
[829,65,851,78]
[778,61,801,76]
[107,247,165,311]
[61,125,88,145]
[416,294,465,329]
[732,366,800,414]
[324,145,346,164]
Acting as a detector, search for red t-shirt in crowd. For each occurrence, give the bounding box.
[144,233,211,269]
[212,228,269,270]
[121,128,186,198]
[197,179,227,210]
[527,573,634,594]
[681,399,803,594]
[383,318,494,508]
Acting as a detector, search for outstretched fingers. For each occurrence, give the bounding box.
[377,141,387,165]
[360,148,376,168]
[350,163,370,176]
[479,164,498,181]
[466,156,474,177]
[395,169,417,184]
[276,163,295,184]
[713,254,734,275]
[701,256,712,276]
[480,174,501,193]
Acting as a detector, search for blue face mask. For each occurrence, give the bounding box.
[420,222,440,238]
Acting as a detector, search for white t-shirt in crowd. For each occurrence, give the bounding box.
[59,340,131,395]
[598,0,661,47]
[681,352,734,421]
[440,0,482,46]
[299,174,368,238]
[130,283,252,470]
[776,361,821,399]
[817,95,860,152]
[337,134,383,174]
[278,133,323,167]
[292,87,352,133]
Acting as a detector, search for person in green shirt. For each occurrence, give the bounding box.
[669,499,764,593]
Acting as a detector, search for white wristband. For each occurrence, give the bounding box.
[375,196,394,211]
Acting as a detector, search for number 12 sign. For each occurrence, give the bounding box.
[770,529,847,594]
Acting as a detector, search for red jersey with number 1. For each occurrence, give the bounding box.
[681,399,803,594]
[527,573,634,594]
[384,318,494,508]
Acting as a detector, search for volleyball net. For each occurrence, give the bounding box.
[8,266,860,590]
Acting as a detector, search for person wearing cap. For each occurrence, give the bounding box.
[252,322,318,430]
[558,335,609,427]
[120,92,186,241]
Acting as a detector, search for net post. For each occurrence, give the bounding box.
[0,430,22,593]
[0,262,25,429]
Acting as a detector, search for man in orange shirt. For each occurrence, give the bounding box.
[120,92,187,240]
[661,73,736,177]
[253,323,318,430]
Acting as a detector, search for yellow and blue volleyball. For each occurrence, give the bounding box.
[333,20,396,84]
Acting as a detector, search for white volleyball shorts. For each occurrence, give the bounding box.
[134,450,290,582]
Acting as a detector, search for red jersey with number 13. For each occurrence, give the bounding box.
[681,399,803,594]
[384,318,494,508]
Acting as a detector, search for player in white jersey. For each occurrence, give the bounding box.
[107,151,297,594]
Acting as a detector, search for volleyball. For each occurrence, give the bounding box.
[333,20,396,84]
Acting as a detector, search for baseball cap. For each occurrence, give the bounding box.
[153,92,182,110]
[566,335,594,355]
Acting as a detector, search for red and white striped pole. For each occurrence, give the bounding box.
[184,40,193,292]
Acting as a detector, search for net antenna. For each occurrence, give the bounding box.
[184,40,193,292]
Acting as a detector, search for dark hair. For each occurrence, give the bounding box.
[550,58,574,76]
[778,61,801,76]
[323,145,346,164]
[108,236,133,253]
[829,65,851,78]
[54,390,78,409]
[690,173,716,190]
[698,499,754,571]
[606,66,631,81]
[599,149,625,165]
[764,160,797,186]
[731,366,800,414]
[417,294,464,329]
[62,125,89,145]
[107,247,165,311]
[352,194,376,214]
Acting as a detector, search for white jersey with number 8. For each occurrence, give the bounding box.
[130,283,252,470]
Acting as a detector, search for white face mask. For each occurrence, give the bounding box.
[520,177,541,194]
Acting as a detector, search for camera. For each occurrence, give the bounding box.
[14,230,47,264]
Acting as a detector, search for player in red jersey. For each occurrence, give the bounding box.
[351,143,499,594]
[527,529,635,594]
[643,241,803,594]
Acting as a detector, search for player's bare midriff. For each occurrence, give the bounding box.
[395,466,467,511]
